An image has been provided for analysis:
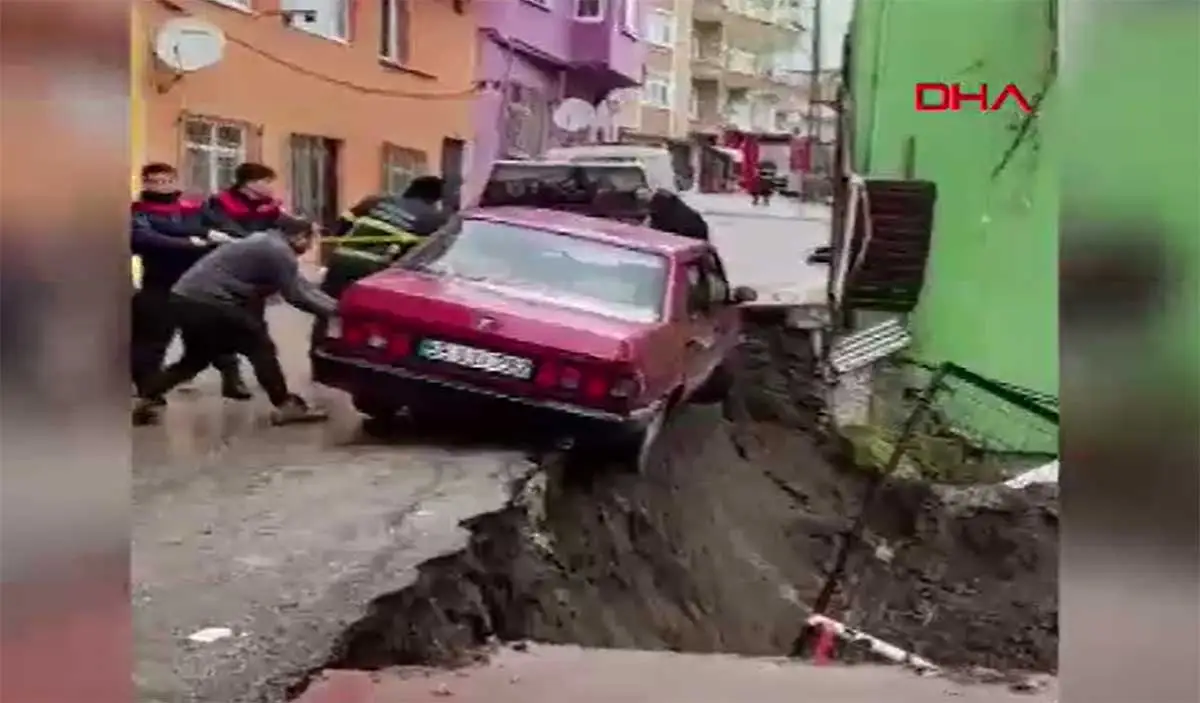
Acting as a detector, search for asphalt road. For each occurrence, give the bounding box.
[685,194,832,308]
[132,304,535,703]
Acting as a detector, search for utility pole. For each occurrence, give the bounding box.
[803,0,823,200]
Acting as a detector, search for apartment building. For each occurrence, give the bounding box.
[614,0,807,189]
[469,0,645,198]
[137,0,475,219]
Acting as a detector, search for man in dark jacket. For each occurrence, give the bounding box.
[131,162,250,400]
[645,188,710,241]
[333,175,449,245]
[132,220,337,427]
[202,162,308,238]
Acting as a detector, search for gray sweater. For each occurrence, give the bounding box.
[172,231,337,317]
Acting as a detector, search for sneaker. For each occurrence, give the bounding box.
[270,394,329,426]
[221,377,254,401]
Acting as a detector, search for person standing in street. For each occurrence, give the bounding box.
[131,162,251,402]
[132,220,337,427]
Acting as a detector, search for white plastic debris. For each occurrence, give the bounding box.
[1004,461,1058,489]
[187,627,234,644]
[807,614,940,673]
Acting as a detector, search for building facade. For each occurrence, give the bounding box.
[138,0,476,219]
[832,0,1058,448]
[469,0,645,194]
[613,0,807,190]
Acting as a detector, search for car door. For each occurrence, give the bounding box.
[680,258,721,396]
[700,249,740,356]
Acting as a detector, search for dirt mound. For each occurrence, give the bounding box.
[839,481,1059,671]
[297,323,1058,698]
[313,416,1056,680]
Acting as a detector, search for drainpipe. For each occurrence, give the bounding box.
[861,0,893,172]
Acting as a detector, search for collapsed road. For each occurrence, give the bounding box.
[134,199,1058,703]
[133,304,542,703]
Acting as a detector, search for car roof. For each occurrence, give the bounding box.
[543,145,670,157]
[464,207,707,257]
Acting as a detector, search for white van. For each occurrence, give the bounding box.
[542,144,681,193]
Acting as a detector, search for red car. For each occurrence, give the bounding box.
[311,206,756,470]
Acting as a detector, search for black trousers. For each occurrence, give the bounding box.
[139,296,290,406]
[131,287,242,395]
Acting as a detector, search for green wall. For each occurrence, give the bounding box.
[848,0,1059,397]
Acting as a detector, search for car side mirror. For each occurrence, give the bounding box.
[731,286,758,304]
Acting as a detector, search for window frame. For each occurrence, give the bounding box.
[380,143,428,196]
[180,115,249,195]
[645,8,674,47]
[622,0,641,35]
[641,73,672,110]
[283,0,351,42]
[574,0,605,22]
[379,0,410,63]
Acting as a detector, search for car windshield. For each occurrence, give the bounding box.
[400,218,668,323]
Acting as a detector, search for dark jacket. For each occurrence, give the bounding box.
[202,188,302,238]
[130,195,213,291]
[648,191,710,241]
[334,194,449,241]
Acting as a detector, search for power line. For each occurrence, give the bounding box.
[148,0,480,101]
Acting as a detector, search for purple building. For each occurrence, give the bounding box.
[467,0,646,197]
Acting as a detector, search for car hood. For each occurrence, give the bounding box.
[342,270,653,361]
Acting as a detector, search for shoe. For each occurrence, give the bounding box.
[221,378,254,401]
[270,394,329,426]
[132,398,162,426]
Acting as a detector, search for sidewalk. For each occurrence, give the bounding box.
[295,645,1057,703]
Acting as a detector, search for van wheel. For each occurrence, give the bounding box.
[690,361,734,404]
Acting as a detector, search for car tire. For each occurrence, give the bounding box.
[690,361,735,405]
[599,398,672,474]
[353,396,397,421]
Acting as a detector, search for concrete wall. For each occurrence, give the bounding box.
[848,0,1059,397]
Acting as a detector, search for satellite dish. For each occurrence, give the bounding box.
[154,18,226,73]
[552,98,597,132]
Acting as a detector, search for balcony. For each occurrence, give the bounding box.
[691,42,725,81]
[693,0,802,51]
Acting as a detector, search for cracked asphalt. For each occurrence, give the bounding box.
[133,304,533,703]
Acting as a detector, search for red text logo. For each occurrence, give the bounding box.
[914,83,1034,114]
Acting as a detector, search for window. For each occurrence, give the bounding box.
[622,0,640,34]
[380,0,410,62]
[684,263,707,316]
[288,134,341,226]
[689,91,700,119]
[641,73,672,109]
[645,9,673,47]
[401,218,669,323]
[206,0,252,10]
[381,144,427,195]
[283,0,350,41]
[181,116,247,194]
[574,0,603,20]
[701,253,730,304]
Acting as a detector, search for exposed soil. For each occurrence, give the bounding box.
[288,319,1058,699]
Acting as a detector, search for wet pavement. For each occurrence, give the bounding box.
[686,194,832,308]
[133,304,534,703]
[295,644,1058,703]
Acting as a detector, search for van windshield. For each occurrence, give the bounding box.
[400,218,667,323]
[479,162,648,222]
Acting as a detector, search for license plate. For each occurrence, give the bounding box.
[416,339,534,380]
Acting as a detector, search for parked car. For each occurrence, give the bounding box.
[310,207,757,471]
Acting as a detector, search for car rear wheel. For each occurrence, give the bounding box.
[353,396,398,421]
